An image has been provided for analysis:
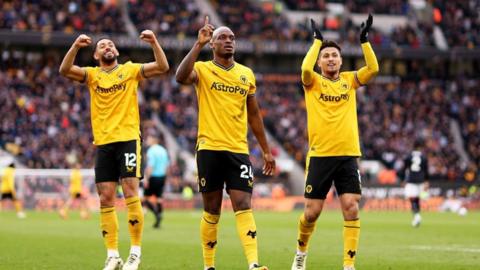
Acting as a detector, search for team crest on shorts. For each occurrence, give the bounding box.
[126,166,134,173]
[200,177,206,187]
[305,185,313,194]
[248,179,253,187]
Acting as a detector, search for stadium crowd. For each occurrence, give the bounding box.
[1,0,479,184]
[1,0,477,49]
[127,0,201,38]
[284,0,408,14]
[1,49,478,183]
[0,0,126,34]
[0,52,95,168]
[434,0,480,48]
[1,47,478,183]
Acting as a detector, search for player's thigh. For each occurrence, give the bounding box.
[121,177,140,198]
[95,143,120,182]
[201,190,224,214]
[96,182,118,206]
[404,183,422,198]
[117,140,143,180]
[304,157,338,199]
[225,152,254,194]
[333,157,362,196]
[304,198,325,222]
[196,150,226,192]
[229,189,252,211]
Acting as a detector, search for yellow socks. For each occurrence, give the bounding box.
[297,213,317,253]
[125,196,144,248]
[343,219,360,267]
[100,206,119,251]
[14,200,23,213]
[235,209,258,266]
[200,211,220,268]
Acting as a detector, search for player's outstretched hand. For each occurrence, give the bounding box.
[140,30,158,44]
[310,19,323,41]
[262,153,276,176]
[360,14,373,43]
[198,15,215,46]
[73,34,92,48]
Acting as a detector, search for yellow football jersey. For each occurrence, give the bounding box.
[84,61,143,145]
[193,61,256,154]
[304,71,362,157]
[1,167,15,193]
[69,168,82,194]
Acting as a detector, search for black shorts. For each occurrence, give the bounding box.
[72,192,82,199]
[1,192,15,200]
[144,176,166,197]
[305,156,362,199]
[196,150,254,193]
[95,140,143,183]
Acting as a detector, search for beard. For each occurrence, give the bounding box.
[101,53,117,64]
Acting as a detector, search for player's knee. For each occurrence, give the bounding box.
[342,201,359,219]
[204,206,221,215]
[304,209,321,223]
[98,192,116,207]
[231,199,251,212]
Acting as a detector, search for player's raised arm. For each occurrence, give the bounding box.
[356,14,379,85]
[301,19,323,86]
[175,16,214,85]
[247,95,276,176]
[139,30,169,78]
[59,34,91,82]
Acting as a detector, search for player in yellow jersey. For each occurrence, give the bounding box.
[59,163,90,220]
[0,163,26,218]
[59,30,169,270]
[176,16,275,270]
[291,15,379,270]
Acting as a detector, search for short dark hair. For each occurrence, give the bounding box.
[320,40,342,53]
[94,36,114,51]
[414,139,424,149]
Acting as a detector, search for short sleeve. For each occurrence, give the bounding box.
[303,73,318,91]
[351,71,362,89]
[147,149,155,168]
[162,147,170,166]
[83,67,95,85]
[123,61,144,81]
[248,70,256,96]
[193,61,203,85]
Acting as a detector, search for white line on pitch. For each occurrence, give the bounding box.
[410,245,480,253]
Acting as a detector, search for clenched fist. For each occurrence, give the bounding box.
[140,30,158,44]
[73,34,92,48]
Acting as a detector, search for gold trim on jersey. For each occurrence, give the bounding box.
[353,72,363,86]
[320,74,340,82]
[136,139,142,178]
[101,64,119,73]
[212,60,235,71]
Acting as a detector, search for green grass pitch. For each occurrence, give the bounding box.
[0,210,479,269]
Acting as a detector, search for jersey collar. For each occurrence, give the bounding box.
[212,60,235,71]
[100,64,119,73]
[321,74,340,82]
